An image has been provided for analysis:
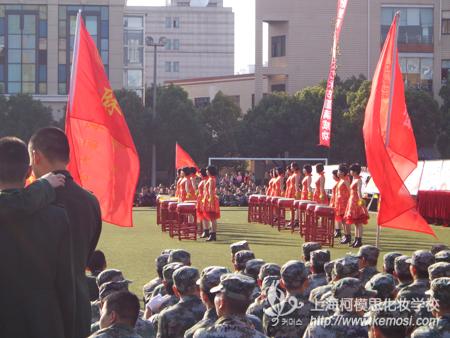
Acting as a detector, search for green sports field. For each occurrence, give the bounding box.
[97,207,449,296]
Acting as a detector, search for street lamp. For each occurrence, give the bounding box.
[145,36,166,187]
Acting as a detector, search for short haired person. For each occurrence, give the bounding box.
[301,164,313,200]
[29,127,102,338]
[234,250,256,274]
[302,242,321,272]
[87,250,107,301]
[143,254,170,305]
[89,291,142,338]
[383,252,402,276]
[313,163,328,204]
[394,255,413,291]
[305,249,330,296]
[203,165,221,241]
[367,300,414,338]
[0,137,75,338]
[356,245,380,285]
[343,163,369,248]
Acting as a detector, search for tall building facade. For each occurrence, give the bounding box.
[255,0,450,102]
[0,0,234,117]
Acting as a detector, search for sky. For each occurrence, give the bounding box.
[127,0,256,73]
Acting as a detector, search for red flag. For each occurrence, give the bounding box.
[65,13,140,227]
[175,143,198,170]
[319,0,349,147]
[363,13,435,236]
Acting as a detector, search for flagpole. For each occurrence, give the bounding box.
[376,11,400,249]
[68,10,82,111]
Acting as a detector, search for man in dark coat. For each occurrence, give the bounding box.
[0,136,75,338]
[29,127,102,338]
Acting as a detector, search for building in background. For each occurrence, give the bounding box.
[255,0,449,102]
[0,0,234,117]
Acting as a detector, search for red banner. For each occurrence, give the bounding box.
[319,0,349,147]
[363,13,435,236]
[175,143,198,170]
[65,13,140,227]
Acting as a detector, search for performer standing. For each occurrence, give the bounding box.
[301,164,313,200]
[291,163,302,199]
[204,165,220,242]
[336,164,351,242]
[179,167,196,202]
[198,168,209,238]
[284,166,294,198]
[313,163,328,204]
[266,170,274,196]
[190,167,198,192]
[344,163,369,248]
[329,169,340,236]
[273,167,285,197]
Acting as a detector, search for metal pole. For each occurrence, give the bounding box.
[151,45,157,187]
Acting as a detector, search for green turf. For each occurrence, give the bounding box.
[97,207,449,297]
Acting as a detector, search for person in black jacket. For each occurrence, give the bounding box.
[0,136,75,338]
[29,127,102,338]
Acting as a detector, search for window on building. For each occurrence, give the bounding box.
[442,60,450,84]
[58,5,109,94]
[173,61,179,72]
[194,97,210,108]
[165,61,172,72]
[442,11,450,34]
[165,17,171,28]
[271,35,286,57]
[165,39,172,50]
[381,7,433,51]
[173,39,180,50]
[173,17,180,28]
[0,5,48,94]
[400,56,433,91]
[123,15,144,96]
[271,84,286,92]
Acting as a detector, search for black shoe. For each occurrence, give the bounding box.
[352,237,363,248]
[334,229,342,238]
[200,229,210,238]
[340,235,351,244]
[206,232,216,241]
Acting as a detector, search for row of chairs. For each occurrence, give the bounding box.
[156,197,199,241]
[248,195,335,247]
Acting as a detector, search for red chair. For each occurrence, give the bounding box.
[312,205,335,247]
[298,200,316,237]
[177,203,197,241]
[248,195,260,223]
[259,195,268,224]
[168,202,179,238]
[277,198,295,231]
[305,203,318,242]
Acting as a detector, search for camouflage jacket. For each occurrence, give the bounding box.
[184,308,217,338]
[305,273,328,297]
[396,278,430,301]
[157,295,206,338]
[89,323,143,338]
[92,314,155,338]
[411,314,450,338]
[246,298,266,321]
[193,315,267,338]
[143,277,163,303]
[359,266,379,285]
[303,311,369,338]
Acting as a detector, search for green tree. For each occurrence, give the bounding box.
[438,84,450,157]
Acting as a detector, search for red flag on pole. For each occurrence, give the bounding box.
[175,143,198,170]
[65,12,140,227]
[318,0,349,147]
[363,13,435,236]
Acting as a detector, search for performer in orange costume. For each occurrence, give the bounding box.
[190,167,198,192]
[344,163,369,248]
[329,169,341,237]
[197,168,209,238]
[273,167,285,197]
[266,170,274,196]
[313,163,328,205]
[291,162,302,199]
[300,164,313,200]
[284,166,294,198]
[179,167,196,202]
[204,165,220,242]
[335,164,351,243]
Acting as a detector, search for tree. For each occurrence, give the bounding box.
[438,85,450,157]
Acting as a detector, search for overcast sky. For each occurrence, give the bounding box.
[127,0,255,73]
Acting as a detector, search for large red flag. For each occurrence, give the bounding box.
[175,143,198,170]
[65,13,140,227]
[363,13,434,236]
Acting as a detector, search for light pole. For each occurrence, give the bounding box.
[145,36,166,187]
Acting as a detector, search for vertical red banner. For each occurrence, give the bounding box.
[319,0,349,147]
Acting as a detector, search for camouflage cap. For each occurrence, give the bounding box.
[333,255,360,279]
[261,275,280,292]
[244,259,266,280]
[435,250,450,263]
[426,277,450,307]
[230,241,250,255]
[356,245,380,260]
[162,262,184,283]
[173,266,200,293]
[161,249,174,255]
[99,280,130,300]
[168,249,191,265]
[324,260,335,281]
[310,249,331,268]
[210,273,256,301]
[406,250,435,271]
[428,262,450,280]
[197,266,229,292]
[281,260,308,289]
[394,255,411,276]
[234,250,255,269]
[156,254,170,271]
[383,252,402,273]
[302,242,322,259]
[96,269,130,288]
[258,263,281,280]
[431,244,449,255]
[365,273,396,299]
[332,277,377,299]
